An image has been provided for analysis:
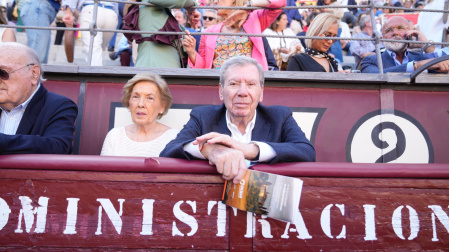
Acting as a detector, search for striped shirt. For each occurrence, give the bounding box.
[0,84,40,135]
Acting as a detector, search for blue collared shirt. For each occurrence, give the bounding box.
[0,84,40,135]
[386,49,416,73]
[386,47,447,73]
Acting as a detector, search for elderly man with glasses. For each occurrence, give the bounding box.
[361,16,449,73]
[0,42,78,154]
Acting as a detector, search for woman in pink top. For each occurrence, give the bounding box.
[182,0,286,70]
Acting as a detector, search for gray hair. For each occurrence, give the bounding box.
[359,15,371,30]
[203,9,217,18]
[219,56,264,87]
[122,73,173,119]
[0,42,46,83]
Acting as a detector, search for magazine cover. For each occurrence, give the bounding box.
[222,169,303,223]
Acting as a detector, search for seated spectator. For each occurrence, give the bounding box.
[355,1,369,17]
[174,10,187,27]
[0,5,15,42]
[109,36,134,67]
[0,5,15,26]
[201,9,218,30]
[361,16,449,73]
[286,0,304,34]
[403,0,414,12]
[160,56,316,183]
[263,11,304,70]
[350,15,376,68]
[182,0,285,70]
[393,1,404,13]
[0,42,78,154]
[287,13,349,72]
[382,3,393,14]
[352,12,367,34]
[317,0,357,27]
[101,73,179,157]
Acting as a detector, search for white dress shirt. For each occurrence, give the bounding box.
[0,84,40,135]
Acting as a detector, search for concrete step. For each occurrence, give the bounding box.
[15,30,121,66]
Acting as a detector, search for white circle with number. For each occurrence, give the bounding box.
[348,111,433,163]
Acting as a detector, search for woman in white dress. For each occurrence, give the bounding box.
[101,73,179,157]
[262,11,303,70]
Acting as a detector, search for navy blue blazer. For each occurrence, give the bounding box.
[160,104,316,163]
[0,85,78,154]
[361,50,433,73]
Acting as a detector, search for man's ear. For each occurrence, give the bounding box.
[31,65,40,85]
[219,83,224,101]
[259,85,264,103]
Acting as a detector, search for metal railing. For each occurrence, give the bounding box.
[2,0,449,74]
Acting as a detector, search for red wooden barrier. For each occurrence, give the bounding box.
[1,155,448,250]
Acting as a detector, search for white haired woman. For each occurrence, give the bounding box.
[101,73,179,157]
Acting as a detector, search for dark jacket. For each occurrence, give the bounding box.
[361,50,435,73]
[0,85,78,154]
[160,104,316,163]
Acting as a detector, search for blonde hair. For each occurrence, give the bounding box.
[234,0,249,7]
[305,13,339,49]
[122,73,173,119]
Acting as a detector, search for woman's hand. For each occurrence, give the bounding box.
[279,47,290,54]
[182,30,197,64]
[223,10,248,29]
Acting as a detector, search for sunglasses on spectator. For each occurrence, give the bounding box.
[203,16,216,21]
[0,64,35,81]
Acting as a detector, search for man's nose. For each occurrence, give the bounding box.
[237,83,249,96]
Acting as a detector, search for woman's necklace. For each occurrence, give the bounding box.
[275,30,287,48]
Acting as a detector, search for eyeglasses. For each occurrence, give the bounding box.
[319,33,337,43]
[202,16,215,21]
[0,64,35,81]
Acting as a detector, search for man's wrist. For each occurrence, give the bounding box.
[247,141,260,161]
[422,41,435,53]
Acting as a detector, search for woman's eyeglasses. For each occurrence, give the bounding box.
[319,33,337,43]
[0,64,35,81]
[202,16,215,21]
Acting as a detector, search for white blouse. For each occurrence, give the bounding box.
[100,126,179,157]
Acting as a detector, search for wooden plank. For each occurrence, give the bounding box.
[0,156,448,250]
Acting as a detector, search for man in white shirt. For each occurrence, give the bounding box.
[160,56,316,183]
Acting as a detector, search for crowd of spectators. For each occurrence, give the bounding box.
[1,0,448,72]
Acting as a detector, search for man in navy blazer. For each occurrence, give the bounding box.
[160,56,316,183]
[361,16,449,73]
[0,42,78,154]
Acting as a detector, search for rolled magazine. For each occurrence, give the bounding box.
[222,169,303,223]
